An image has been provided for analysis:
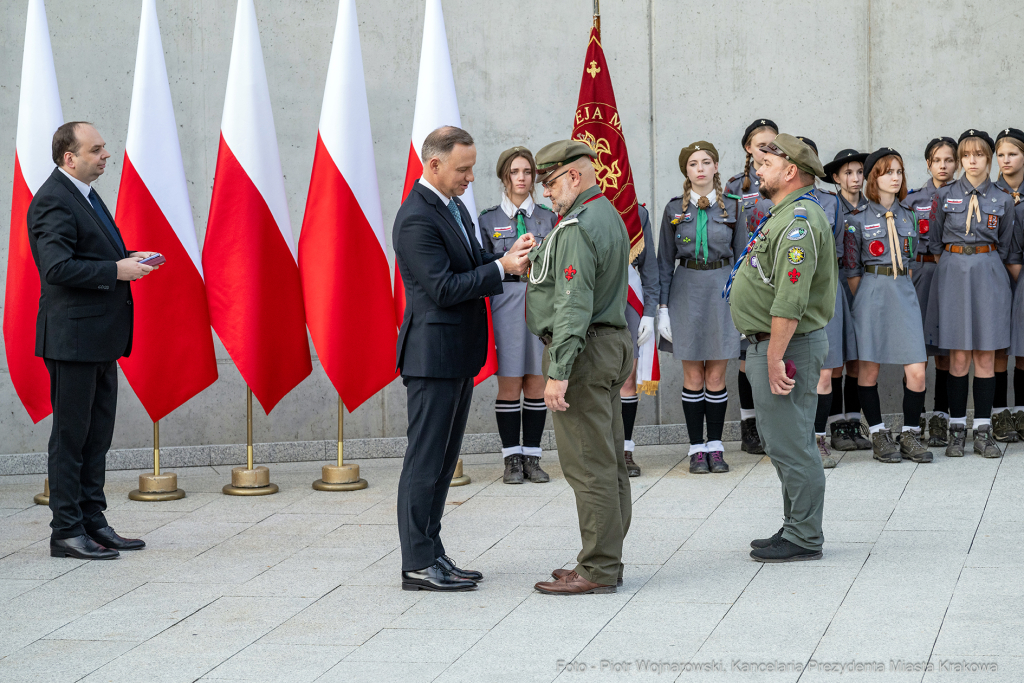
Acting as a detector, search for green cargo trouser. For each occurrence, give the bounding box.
[745,328,828,551]
[543,326,634,586]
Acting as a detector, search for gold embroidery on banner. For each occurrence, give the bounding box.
[574,131,621,192]
[586,60,601,78]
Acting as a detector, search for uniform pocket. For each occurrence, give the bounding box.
[68,304,106,319]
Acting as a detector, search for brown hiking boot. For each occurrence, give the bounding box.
[899,430,932,463]
[850,420,872,450]
[830,420,858,451]
[973,425,1002,458]
[740,418,765,454]
[1014,410,1024,440]
[945,423,966,457]
[872,430,901,463]
[522,455,550,483]
[927,414,949,447]
[992,410,1020,443]
[623,450,640,477]
[817,435,837,469]
[502,454,524,484]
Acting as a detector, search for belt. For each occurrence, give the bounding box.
[751,332,772,342]
[945,244,993,255]
[680,258,731,271]
[864,265,909,276]
[915,254,936,263]
[539,323,623,346]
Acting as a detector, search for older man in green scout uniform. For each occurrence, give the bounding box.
[726,133,837,563]
[525,140,633,595]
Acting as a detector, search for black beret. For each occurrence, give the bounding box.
[863,147,903,179]
[796,137,818,154]
[741,118,778,148]
[958,129,995,152]
[822,149,868,184]
[924,137,957,161]
[996,127,1024,147]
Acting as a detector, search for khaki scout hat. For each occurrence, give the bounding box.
[495,145,533,178]
[760,133,826,178]
[533,140,598,181]
[678,141,719,174]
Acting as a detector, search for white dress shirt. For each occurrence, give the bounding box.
[58,167,92,199]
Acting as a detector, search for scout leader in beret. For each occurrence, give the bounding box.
[724,133,837,563]
[525,140,634,595]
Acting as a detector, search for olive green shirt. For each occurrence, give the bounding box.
[728,185,837,336]
[525,185,629,380]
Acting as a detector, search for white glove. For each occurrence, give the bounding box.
[637,316,654,346]
[658,308,673,344]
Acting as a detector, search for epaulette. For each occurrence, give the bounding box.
[729,171,744,183]
[817,188,836,196]
[906,187,919,195]
[669,195,684,202]
[537,203,552,211]
[480,205,499,216]
[995,184,1012,195]
[792,205,808,220]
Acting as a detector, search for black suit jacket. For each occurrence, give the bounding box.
[393,182,504,378]
[27,168,134,363]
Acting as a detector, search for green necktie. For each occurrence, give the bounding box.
[695,197,710,262]
[515,210,527,238]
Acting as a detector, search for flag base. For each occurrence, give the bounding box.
[223,466,279,496]
[33,478,49,506]
[130,472,186,501]
[313,463,368,492]
[450,459,471,487]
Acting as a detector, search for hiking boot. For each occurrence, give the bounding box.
[740,418,765,454]
[689,451,709,474]
[1014,410,1024,440]
[623,450,641,477]
[992,410,1020,443]
[945,423,966,457]
[872,430,901,463]
[899,430,932,463]
[502,454,524,484]
[708,450,730,473]
[973,425,1002,458]
[749,536,822,563]
[927,414,949,447]
[817,435,837,469]
[830,420,858,451]
[522,455,550,483]
[850,420,872,450]
[750,527,784,550]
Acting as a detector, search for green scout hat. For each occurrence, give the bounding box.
[760,133,826,178]
[678,141,719,174]
[534,140,597,181]
[495,145,532,178]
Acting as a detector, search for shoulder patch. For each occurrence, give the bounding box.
[786,226,808,241]
[537,203,552,211]
[906,188,919,195]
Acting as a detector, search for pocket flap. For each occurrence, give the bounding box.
[68,304,106,319]
[425,310,462,325]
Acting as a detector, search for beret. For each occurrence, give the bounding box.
[495,146,532,178]
[958,129,995,152]
[924,136,957,161]
[678,140,719,174]
[742,118,778,148]
[863,147,903,179]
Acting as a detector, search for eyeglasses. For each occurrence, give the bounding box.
[540,167,572,189]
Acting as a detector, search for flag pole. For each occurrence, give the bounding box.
[33,479,48,505]
[313,395,367,491]
[223,386,279,495]
[593,0,600,31]
[130,420,185,501]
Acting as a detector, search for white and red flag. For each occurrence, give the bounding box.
[203,0,312,413]
[3,0,62,423]
[298,0,396,410]
[395,0,497,385]
[115,0,218,421]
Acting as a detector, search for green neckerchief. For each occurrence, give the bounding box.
[515,210,527,238]
[695,203,709,262]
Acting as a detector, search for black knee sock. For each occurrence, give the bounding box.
[858,384,883,428]
[934,368,949,413]
[993,370,1008,410]
[1015,367,1024,408]
[815,391,832,434]
[621,394,639,442]
[737,370,754,411]
[682,388,706,444]
[829,377,844,416]
[495,399,522,451]
[845,376,861,417]
[521,398,547,450]
[704,388,728,442]
[973,376,996,420]
[903,386,926,431]
[948,373,969,419]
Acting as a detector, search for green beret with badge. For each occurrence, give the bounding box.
[495,145,531,178]
[678,140,719,174]
[759,133,826,178]
[534,140,598,181]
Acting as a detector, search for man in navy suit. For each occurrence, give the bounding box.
[28,122,158,560]
[393,126,533,591]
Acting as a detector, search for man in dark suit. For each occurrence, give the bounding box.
[394,126,533,591]
[28,122,158,560]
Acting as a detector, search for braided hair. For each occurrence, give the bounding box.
[682,174,727,211]
[741,125,776,192]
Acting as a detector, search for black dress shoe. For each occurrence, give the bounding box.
[749,536,822,563]
[402,562,477,591]
[50,535,119,560]
[436,554,483,581]
[88,526,146,551]
[750,527,784,550]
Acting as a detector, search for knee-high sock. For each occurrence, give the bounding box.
[993,370,1008,410]
[1015,367,1024,410]
[902,386,926,431]
[682,388,706,445]
[737,370,754,418]
[858,384,883,431]
[704,388,728,444]
[829,377,844,417]
[844,376,861,417]
[934,367,949,414]
[973,376,996,423]
[495,399,522,457]
[521,398,547,457]
[621,394,639,450]
[948,373,969,420]
[815,391,832,434]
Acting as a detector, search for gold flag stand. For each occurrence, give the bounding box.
[313,396,367,491]
[223,387,279,496]
[450,458,471,487]
[129,421,185,501]
[34,478,49,505]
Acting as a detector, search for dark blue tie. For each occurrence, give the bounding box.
[446,199,471,248]
[88,188,125,256]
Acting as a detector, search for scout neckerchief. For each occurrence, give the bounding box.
[515,209,527,238]
[695,195,711,262]
[883,208,904,279]
[965,192,981,236]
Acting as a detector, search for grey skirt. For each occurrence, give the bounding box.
[659,264,740,361]
[824,279,858,369]
[925,251,1011,352]
[850,273,926,365]
[1011,281,1024,356]
[626,304,641,359]
[911,260,946,356]
[491,281,545,377]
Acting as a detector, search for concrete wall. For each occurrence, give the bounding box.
[1,0,1018,455]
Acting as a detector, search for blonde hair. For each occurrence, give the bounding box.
[741,125,775,192]
[958,137,993,169]
[995,137,1024,182]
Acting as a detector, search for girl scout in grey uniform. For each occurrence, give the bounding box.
[902,137,957,446]
[844,149,930,463]
[822,149,872,452]
[479,146,557,484]
[926,130,1016,459]
[658,141,746,474]
[724,118,778,456]
[1006,200,1024,437]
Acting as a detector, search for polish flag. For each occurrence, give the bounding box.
[203,0,312,413]
[115,0,218,422]
[298,0,397,411]
[396,0,497,385]
[3,0,62,423]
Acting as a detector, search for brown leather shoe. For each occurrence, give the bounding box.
[551,568,623,586]
[535,570,616,594]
